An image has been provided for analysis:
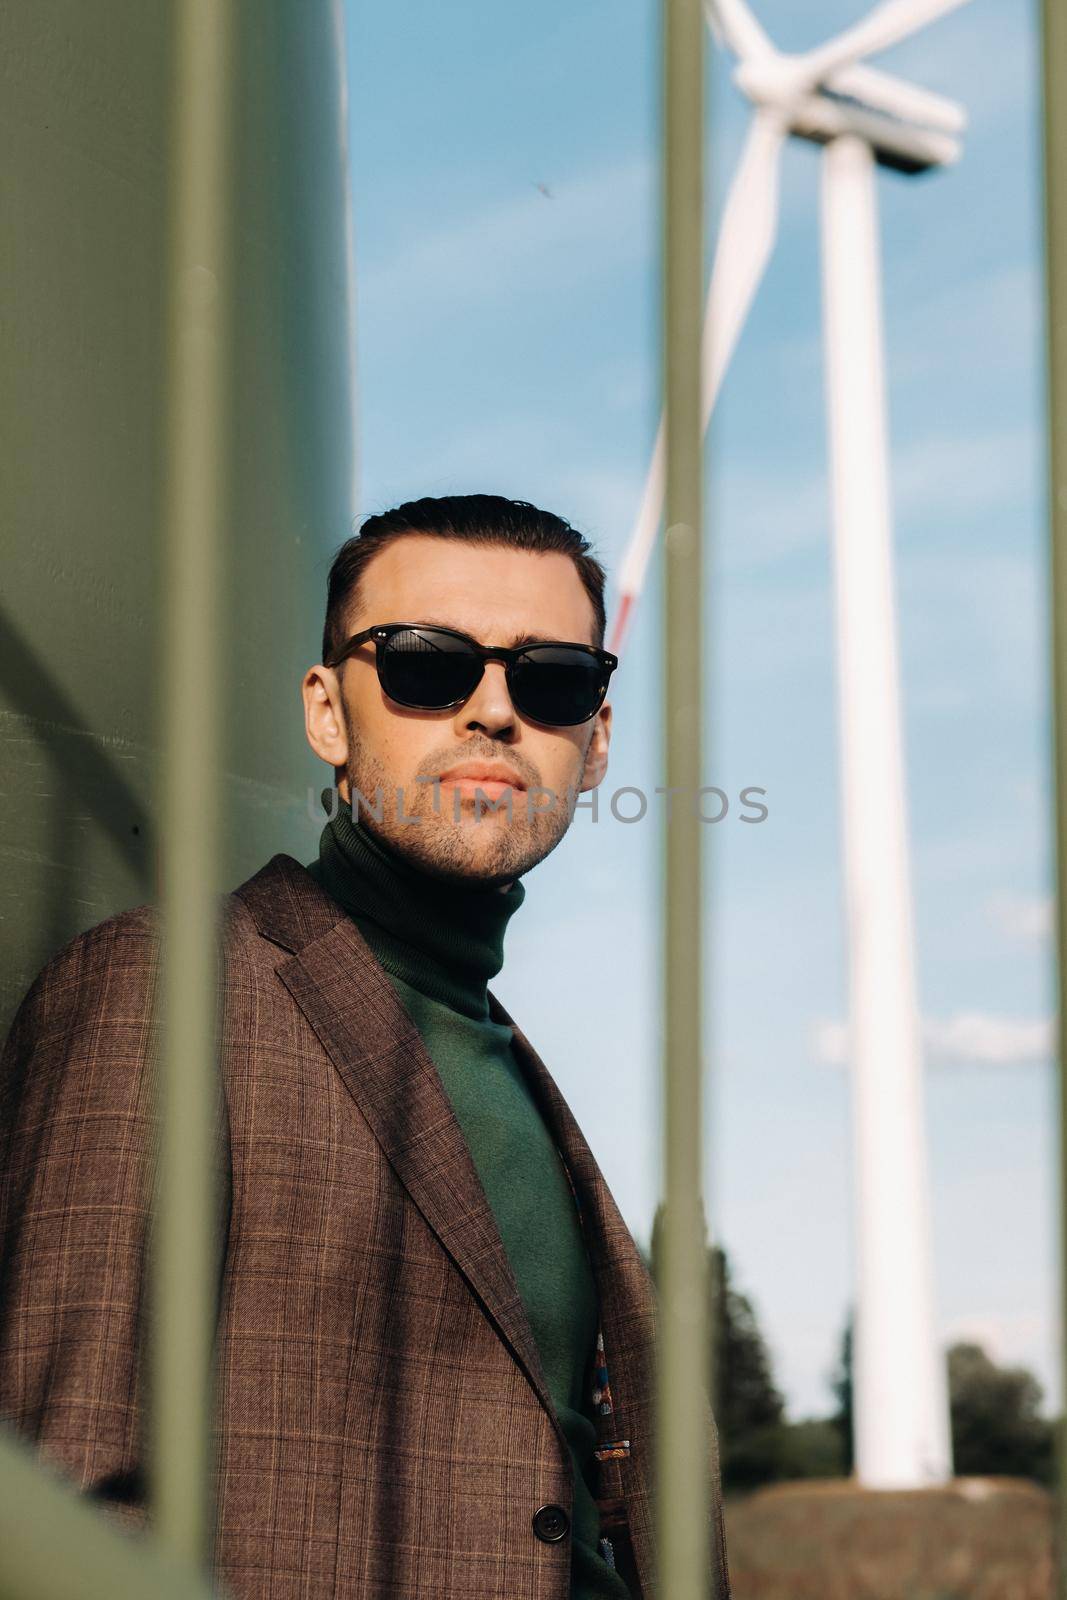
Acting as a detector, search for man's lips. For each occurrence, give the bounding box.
[446,780,515,802]
[436,764,527,794]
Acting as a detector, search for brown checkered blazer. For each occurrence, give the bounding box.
[0,852,729,1598]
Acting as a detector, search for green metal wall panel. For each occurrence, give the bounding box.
[0,0,356,1038]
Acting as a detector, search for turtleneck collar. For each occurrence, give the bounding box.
[304,788,526,1020]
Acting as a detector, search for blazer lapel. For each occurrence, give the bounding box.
[489,991,662,1596]
[232,853,571,1464]
[487,990,653,1450]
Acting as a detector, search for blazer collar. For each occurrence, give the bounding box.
[231,852,644,1469]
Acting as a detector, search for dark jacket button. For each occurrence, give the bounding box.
[532,1504,570,1543]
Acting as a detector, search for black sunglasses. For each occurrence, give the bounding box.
[325,623,618,727]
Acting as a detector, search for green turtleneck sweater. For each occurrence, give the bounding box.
[304,795,633,1600]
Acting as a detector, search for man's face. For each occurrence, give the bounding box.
[302,536,612,886]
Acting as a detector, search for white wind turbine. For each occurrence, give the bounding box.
[613,0,972,1488]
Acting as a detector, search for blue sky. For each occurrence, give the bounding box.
[340,0,1051,1419]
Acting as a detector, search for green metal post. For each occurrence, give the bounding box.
[658,0,715,1597]
[152,0,233,1570]
[1042,0,1067,1593]
[0,1434,218,1600]
[1,0,352,1589]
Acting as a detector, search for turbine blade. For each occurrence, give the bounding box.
[796,0,971,90]
[704,0,775,61]
[702,108,786,431]
[613,417,665,645]
[826,61,967,133]
[611,112,786,650]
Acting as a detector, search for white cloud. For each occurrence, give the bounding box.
[812,1017,850,1066]
[925,1012,1053,1064]
[812,1010,1054,1066]
[986,891,1054,942]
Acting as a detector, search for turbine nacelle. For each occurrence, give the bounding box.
[732,49,965,172]
[610,0,972,650]
[732,55,810,109]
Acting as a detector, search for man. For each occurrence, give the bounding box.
[0,493,729,1598]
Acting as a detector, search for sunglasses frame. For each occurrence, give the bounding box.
[324,622,618,726]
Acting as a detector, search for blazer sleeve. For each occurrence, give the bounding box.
[0,908,162,1533]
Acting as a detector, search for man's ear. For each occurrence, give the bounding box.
[302,664,350,770]
[578,699,612,792]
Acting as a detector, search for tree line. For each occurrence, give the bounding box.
[643,1204,1056,1493]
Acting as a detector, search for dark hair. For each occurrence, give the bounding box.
[321,493,608,664]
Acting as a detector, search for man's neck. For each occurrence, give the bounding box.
[306,792,526,1019]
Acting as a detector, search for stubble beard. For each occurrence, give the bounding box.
[341,721,588,888]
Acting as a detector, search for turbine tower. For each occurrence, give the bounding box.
[612,0,972,1488]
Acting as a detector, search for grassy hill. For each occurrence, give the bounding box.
[723,1477,1054,1600]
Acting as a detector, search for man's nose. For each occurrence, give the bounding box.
[455,660,517,737]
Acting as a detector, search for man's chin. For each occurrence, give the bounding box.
[392,814,544,887]
[434,824,527,882]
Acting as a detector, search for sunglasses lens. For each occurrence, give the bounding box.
[379,627,482,708]
[376,628,610,724]
[510,648,606,725]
